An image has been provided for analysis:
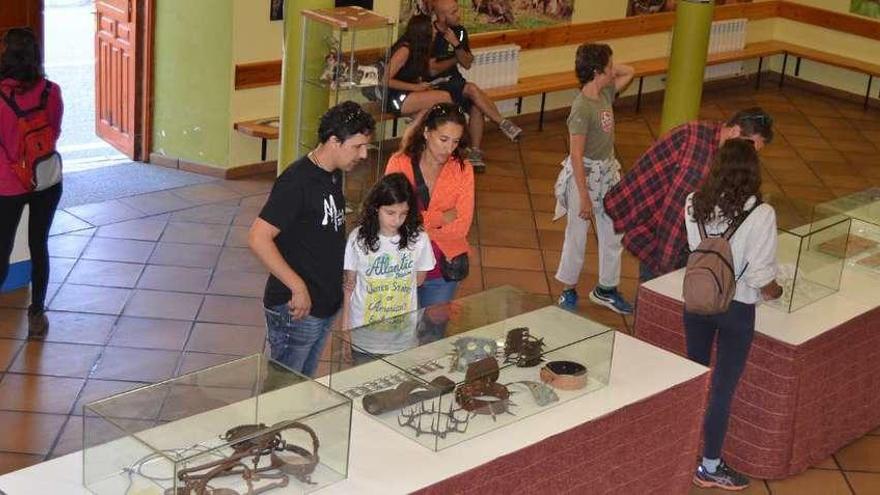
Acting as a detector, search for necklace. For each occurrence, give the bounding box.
[309,150,337,183]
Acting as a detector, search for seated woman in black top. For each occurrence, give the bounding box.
[385,15,451,118]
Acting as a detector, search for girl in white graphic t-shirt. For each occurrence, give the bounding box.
[341,173,435,363]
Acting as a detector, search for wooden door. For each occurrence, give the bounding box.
[95,0,137,158]
[0,0,43,49]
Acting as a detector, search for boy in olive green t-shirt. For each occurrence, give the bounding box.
[554,43,635,314]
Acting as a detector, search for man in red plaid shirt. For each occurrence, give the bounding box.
[603,107,774,281]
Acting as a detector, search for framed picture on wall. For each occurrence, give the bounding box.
[336,0,374,8]
[851,0,880,18]
[627,0,752,17]
[270,0,284,21]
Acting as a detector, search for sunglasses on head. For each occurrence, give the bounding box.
[741,113,772,127]
[429,103,465,118]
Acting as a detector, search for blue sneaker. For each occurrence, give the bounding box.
[557,289,578,309]
[589,287,633,315]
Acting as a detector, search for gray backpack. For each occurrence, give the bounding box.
[683,205,757,315]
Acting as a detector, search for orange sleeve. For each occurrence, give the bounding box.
[383,153,413,182]
[427,162,474,246]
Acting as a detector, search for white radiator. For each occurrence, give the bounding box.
[706,18,748,80]
[459,44,520,114]
[669,18,748,81]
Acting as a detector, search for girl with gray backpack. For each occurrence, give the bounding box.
[683,138,783,491]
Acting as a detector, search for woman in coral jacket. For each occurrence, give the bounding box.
[384,103,474,340]
[0,28,64,339]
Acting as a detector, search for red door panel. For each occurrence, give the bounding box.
[0,0,43,50]
[95,0,137,158]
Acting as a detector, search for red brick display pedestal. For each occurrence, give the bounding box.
[416,374,709,494]
[635,284,880,480]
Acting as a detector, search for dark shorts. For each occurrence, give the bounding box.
[385,89,409,116]
[435,75,472,112]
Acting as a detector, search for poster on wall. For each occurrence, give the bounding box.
[337,0,375,7]
[400,0,573,35]
[270,0,284,21]
[851,0,880,18]
[626,0,751,17]
[271,0,375,21]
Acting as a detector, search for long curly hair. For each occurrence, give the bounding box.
[356,173,424,253]
[401,102,469,170]
[0,28,44,90]
[691,138,763,225]
[391,15,433,81]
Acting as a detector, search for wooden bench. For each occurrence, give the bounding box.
[485,40,788,130]
[233,118,281,162]
[234,101,393,161]
[774,41,880,108]
[235,40,880,151]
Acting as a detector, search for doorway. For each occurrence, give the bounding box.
[44,0,126,172]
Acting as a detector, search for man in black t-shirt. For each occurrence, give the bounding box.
[430,0,523,173]
[249,101,375,376]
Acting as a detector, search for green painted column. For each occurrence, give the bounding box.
[278,0,333,173]
[660,0,715,134]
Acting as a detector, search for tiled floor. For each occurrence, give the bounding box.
[1,82,880,493]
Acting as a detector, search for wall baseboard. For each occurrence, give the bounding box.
[147,153,277,179]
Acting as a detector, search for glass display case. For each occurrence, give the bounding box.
[296,6,394,183]
[813,188,880,273]
[329,286,616,451]
[769,215,852,313]
[83,354,351,495]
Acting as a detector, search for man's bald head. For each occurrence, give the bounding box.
[433,0,461,26]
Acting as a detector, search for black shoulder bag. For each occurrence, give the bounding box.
[411,159,469,282]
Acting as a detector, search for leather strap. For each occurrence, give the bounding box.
[410,157,431,209]
[454,381,510,415]
[540,360,588,390]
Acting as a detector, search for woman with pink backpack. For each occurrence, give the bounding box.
[0,28,64,339]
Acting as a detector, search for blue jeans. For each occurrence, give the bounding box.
[684,301,756,459]
[417,277,459,345]
[417,277,459,307]
[264,304,335,377]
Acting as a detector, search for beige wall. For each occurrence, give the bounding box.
[221,0,879,169]
[228,0,401,168]
[766,1,880,100]
[229,0,284,168]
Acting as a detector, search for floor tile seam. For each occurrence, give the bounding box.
[106,322,197,353]
[58,208,97,229]
[172,294,213,377]
[0,338,28,375]
[44,414,75,460]
[838,467,880,475]
[7,337,232,361]
[0,450,46,459]
[838,468,860,494]
[0,381,87,415]
[514,136,551,279]
[65,258,148,288]
[0,372,152,392]
[66,187,242,232]
[27,307,203,326]
[0,409,71,421]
